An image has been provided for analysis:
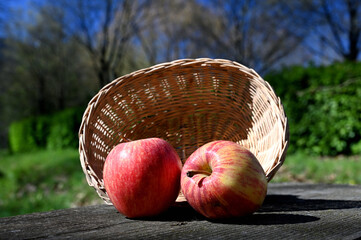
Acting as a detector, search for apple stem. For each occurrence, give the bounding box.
[186,170,212,178]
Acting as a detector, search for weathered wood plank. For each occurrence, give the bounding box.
[1,183,360,240]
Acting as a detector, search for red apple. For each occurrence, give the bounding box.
[181,140,267,219]
[103,138,182,218]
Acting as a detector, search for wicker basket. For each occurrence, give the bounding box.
[79,58,289,204]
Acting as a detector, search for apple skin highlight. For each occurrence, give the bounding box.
[181,140,268,219]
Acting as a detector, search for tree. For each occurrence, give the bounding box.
[62,0,153,87]
[279,0,361,63]
[2,3,95,118]
[200,0,304,73]
[137,0,218,63]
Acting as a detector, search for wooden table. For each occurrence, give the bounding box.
[1,183,360,239]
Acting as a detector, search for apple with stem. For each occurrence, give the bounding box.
[103,138,182,218]
[181,140,267,219]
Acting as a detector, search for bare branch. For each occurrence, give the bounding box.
[321,0,347,57]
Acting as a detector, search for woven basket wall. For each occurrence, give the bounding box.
[79,58,289,204]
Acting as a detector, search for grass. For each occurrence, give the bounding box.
[0,149,103,218]
[0,149,360,218]
[272,152,361,185]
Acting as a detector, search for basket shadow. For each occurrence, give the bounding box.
[139,194,361,225]
[259,194,361,212]
[137,202,205,222]
[209,213,319,225]
[140,204,319,225]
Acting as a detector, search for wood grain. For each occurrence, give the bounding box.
[1,183,360,240]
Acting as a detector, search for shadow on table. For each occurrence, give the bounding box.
[139,202,204,222]
[140,194,361,225]
[210,213,319,225]
[260,194,361,212]
[142,203,319,225]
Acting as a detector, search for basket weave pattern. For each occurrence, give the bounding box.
[79,58,289,203]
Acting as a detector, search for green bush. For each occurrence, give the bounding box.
[265,61,361,155]
[47,108,83,150]
[34,116,51,148]
[8,107,84,153]
[9,118,38,152]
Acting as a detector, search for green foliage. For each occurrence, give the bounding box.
[8,107,84,153]
[265,61,361,155]
[9,118,39,153]
[47,108,84,150]
[272,153,361,185]
[0,149,102,217]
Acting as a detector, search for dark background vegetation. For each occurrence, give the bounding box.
[1,0,361,155]
[0,0,361,217]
